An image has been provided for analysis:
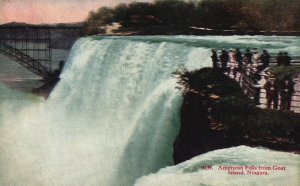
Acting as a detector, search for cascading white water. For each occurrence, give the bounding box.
[0,36,211,186]
[1,35,300,186]
[135,146,300,186]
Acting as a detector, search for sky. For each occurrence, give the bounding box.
[0,0,153,24]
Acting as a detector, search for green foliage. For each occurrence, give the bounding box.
[176,67,244,97]
[83,7,114,35]
[177,68,253,133]
[83,0,300,35]
[154,0,196,26]
[177,67,300,140]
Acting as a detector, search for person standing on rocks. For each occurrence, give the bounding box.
[283,52,291,66]
[211,49,219,70]
[235,48,243,71]
[280,77,294,111]
[244,48,253,65]
[228,49,237,77]
[260,50,270,69]
[276,52,284,66]
[219,49,229,73]
[264,77,279,109]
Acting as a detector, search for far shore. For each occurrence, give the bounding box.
[96,25,300,36]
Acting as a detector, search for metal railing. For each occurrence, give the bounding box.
[0,26,52,78]
[231,63,300,113]
[0,41,51,78]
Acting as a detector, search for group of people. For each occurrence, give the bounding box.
[211,48,267,72]
[276,52,292,66]
[211,48,296,111]
[211,48,292,72]
[264,77,294,110]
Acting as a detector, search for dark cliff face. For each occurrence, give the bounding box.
[173,93,210,164]
[173,68,231,164]
[173,68,300,164]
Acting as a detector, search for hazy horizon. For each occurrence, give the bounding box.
[0,0,153,24]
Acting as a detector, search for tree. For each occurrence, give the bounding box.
[82,0,300,35]
[83,7,114,35]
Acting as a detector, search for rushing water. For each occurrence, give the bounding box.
[0,36,300,186]
[135,146,300,186]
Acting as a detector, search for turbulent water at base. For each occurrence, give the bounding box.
[135,146,300,186]
[0,36,300,186]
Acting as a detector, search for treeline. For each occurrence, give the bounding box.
[83,0,300,35]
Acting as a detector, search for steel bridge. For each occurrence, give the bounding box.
[0,26,61,79]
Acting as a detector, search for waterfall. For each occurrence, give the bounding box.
[0,36,211,185]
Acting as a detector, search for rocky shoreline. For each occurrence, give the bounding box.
[173,68,300,164]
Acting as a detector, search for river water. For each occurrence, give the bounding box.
[0,36,299,186]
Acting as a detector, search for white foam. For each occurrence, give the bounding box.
[0,37,211,185]
[135,146,300,186]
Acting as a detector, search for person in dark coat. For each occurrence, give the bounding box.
[244,48,253,64]
[279,77,294,111]
[283,52,291,66]
[250,68,262,105]
[211,49,219,70]
[235,48,243,71]
[260,50,270,69]
[264,78,279,109]
[219,49,229,72]
[276,52,284,66]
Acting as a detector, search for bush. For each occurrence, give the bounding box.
[177,67,300,141]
